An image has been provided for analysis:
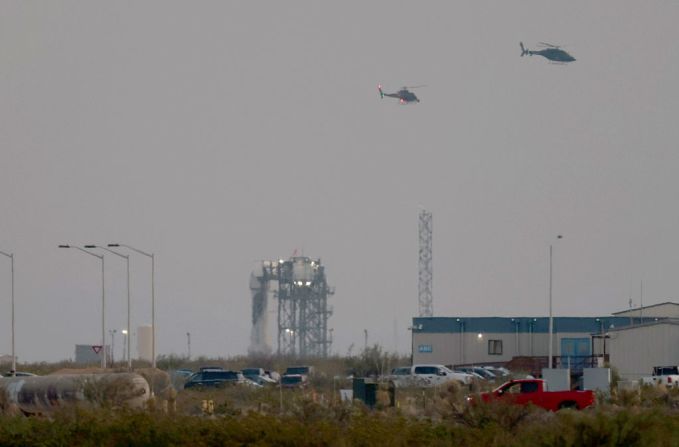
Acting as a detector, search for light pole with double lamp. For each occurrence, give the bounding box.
[0,250,15,375]
[548,235,563,370]
[108,244,156,369]
[59,245,106,368]
[86,245,131,370]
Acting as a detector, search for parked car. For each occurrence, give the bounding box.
[475,379,595,411]
[174,368,193,378]
[242,367,278,386]
[390,364,474,388]
[457,366,497,381]
[280,374,308,389]
[483,366,510,378]
[199,366,225,372]
[284,366,314,377]
[184,369,249,389]
[456,369,486,381]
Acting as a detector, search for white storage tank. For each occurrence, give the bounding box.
[0,373,150,414]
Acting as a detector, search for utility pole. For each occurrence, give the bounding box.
[363,329,368,352]
[0,251,15,375]
[187,332,191,360]
[109,329,117,365]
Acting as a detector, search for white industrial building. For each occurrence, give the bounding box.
[607,302,679,380]
[411,316,630,369]
[411,302,679,377]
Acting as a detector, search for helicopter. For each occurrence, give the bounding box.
[378,84,424,104]
[520,42,575,63]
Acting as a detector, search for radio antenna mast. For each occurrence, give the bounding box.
[418,209,433,317]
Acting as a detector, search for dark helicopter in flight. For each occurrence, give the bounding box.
[378,84,424,104]
[520,42,575,63]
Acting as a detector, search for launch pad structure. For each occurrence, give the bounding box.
[249,256,333,357]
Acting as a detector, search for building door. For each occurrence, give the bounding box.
[560,338,590,371]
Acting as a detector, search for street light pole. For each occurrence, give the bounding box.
[548,235,562,370]
[0,250,15,375]
[86,245,131,370]
[108,244,155,369]
[109,329,117,365]
[122,329,128,363]
[59,245,106,368]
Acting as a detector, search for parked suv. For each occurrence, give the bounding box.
[280,374,308,389]
[184,369,248,389]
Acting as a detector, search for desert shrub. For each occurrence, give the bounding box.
[1,403,679,446]
[513,406,679,447]
[613,388,641,407]
[343,344,403,378]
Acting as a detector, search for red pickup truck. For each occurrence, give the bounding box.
[478,379,594,411]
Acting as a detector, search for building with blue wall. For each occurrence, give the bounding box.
[410,316,633,368]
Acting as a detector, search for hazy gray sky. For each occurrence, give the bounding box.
[2,1,679,362]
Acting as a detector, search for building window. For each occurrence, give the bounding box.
[488,339,502,355]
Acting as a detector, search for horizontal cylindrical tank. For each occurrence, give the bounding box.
[0,373,149,414]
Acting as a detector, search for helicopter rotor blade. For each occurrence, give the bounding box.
[538,42,559,48]
[405,85,427,89]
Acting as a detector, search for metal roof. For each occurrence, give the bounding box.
[612,301,679,316]
[412,316,637,334]
[607,317,679,332]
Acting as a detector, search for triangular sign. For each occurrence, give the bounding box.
[92,345,103,354]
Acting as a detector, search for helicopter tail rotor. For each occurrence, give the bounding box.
[520,42,528,57]
[378,84,384,99]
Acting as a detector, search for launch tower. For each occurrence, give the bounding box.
[249,256,333,357]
